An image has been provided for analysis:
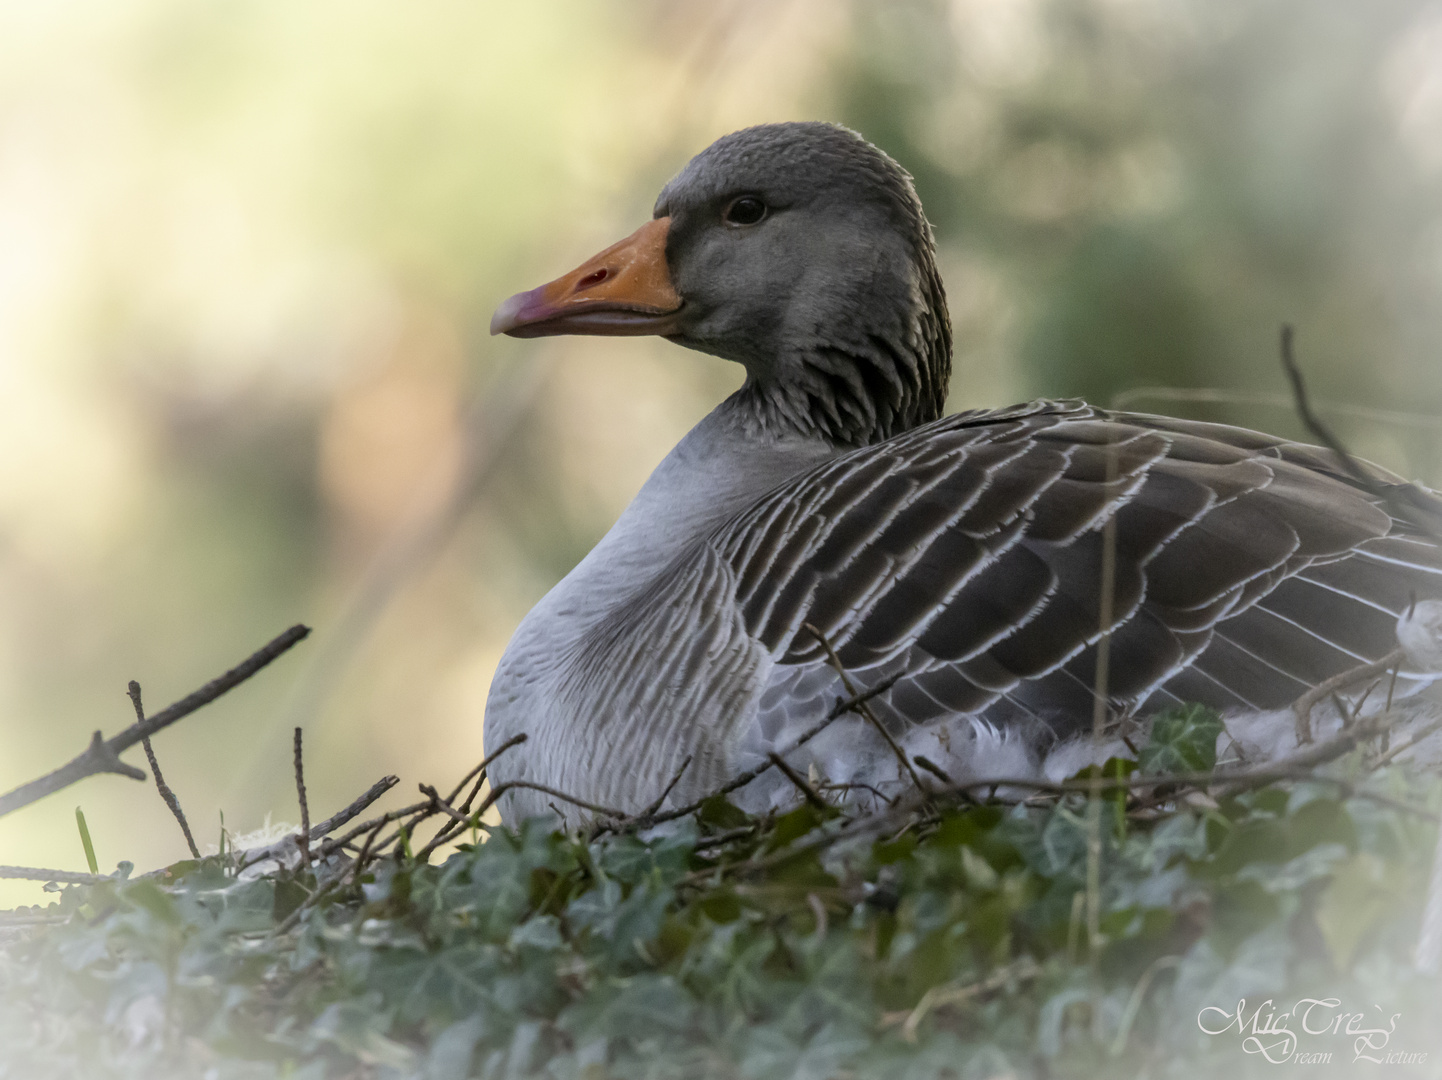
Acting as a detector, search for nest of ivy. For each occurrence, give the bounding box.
[2,674,1440,1080]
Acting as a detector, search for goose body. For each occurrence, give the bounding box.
[485,123,1442,823]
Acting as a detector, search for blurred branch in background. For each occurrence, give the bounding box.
[274,355,551,740]
[1111,385,1442,433]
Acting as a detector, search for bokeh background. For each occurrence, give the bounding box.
[3,0,1442,905]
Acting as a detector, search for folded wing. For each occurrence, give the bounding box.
[712,401,1442,749]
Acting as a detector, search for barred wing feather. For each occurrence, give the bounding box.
[708,401,1442,756]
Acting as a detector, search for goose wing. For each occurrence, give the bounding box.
[711,400,1442,744]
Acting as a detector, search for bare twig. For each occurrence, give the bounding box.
[767,753,828,810]
[312,798,426,860]
[128,681,200,860]
[419,784,469,825]
[884,956,1041,1041]
[648,672,903,824]
[239,774,398,870]
[1280,325,1442,969]
[412,735,531,861]
[1086,426,1123,964]
[271,856,356,937]
[818,780,896,806]
[638,755,694,820]
[350,804,437,866]
[441,734,528,809]
[474,781,629,822]
[1281,325,1442,535]
[1292,649,1405,744]
[293,728,311,869]
[0,865,111,885]
[803,623,929,796]
[1110,385,1442,433]
[0,624,311,819]
[1371,718,1442,769]
[349,820,386,886]
[913,755,955,787]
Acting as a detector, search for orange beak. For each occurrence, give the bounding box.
[489,217,683,338]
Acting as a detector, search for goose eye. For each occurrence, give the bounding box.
[723,196,767,226]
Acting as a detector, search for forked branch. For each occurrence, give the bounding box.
[0,625,311,819]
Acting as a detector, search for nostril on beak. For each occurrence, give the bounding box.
[576,267,610,290]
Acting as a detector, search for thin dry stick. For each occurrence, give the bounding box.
[473,780,629,823]
[1110,385,1442,433]
[889,956,1041,1042]
[271,857,357,937]
[419,784,469,825]
[913,755,955,786]
[315,799,430,860]
[441,734,528,810]
[1086,429,1122,964]
[768,753,828,810]
[293,728,311,869]
[724,721,1440,890]
[128,681,200,860]
[649,672,903,825]
[1293,648,1405,744]
[1281,325,1442,533]
[239,774,398,871]
[1280,326,1442,971]
[0,624,311,819]
[413,735,531,861]
[638,754,694,820]
[803,623,929,796]
[349,819,386,885]
[365,806,440,867]
[1371,718,1442,769]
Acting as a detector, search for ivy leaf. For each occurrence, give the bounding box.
[1314,851,1402,970]
[1139,704,1224,775]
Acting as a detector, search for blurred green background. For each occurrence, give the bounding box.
[2,0,1441,905]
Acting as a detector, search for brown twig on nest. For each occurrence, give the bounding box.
[293,728,311,869]
[715,711,1436,886]
[913,755,955,787]
[334,801,434,865]
[1280,325,1442,537]
[348,820,386,889]
[419,784,469,825]
[413,735,530,862]
[1371,717,1442,769]
[648,672,905,826]
[639,754,694,820]
[1292,648,1406,744]
[128,681,200,860]
[1281,325,1442,973]
[239,774,398,871]
[0,624,311,819]
[803,623,929,797]
[441,734,528,810]
[882,955,1042,1041]
[767,753,828,810]
[474,781,629,823]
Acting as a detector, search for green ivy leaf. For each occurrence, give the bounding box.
[1139,704,1224,774]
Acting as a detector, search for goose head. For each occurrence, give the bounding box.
[491,122,952,448]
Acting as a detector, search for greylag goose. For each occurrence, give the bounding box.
[485,122,1442,823]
